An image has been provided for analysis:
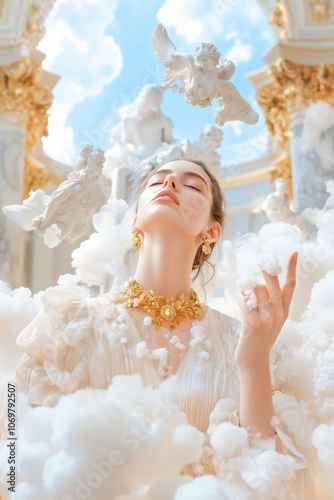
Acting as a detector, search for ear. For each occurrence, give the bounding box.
[207,221,221,243]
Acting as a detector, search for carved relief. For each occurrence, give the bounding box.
[309,0,330,21]
[257,59,334,148]
[0,58,53,151]
[23,1,56,46]
[269,0,287,37]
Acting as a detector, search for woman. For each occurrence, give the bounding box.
[15,159,313,496]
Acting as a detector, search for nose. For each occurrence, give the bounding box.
[162,173,179,191]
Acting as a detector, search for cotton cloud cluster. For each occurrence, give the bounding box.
[0,375,205,500]
[71,199,133,290]
[0,283,42,408]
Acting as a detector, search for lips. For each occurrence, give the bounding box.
[153,189,179,205]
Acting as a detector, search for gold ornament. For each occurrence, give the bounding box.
[309,0,330,22]
[131,226,142,247]
[272,385,285,395]
[202,236,212,255]
[121,278,202,331]
[257,58,334,149]
[0,58,54,152]
[23,155,65,201]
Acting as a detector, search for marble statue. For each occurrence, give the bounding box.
[153,124,223,175]
[104,84,173,201]
[152,23,259,128]
[262,178,301,224]
[2,145,107,248]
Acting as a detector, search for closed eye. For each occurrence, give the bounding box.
[185,185,200,191]
[149,182,163,186]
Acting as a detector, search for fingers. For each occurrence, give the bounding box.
[282,252,298,316]
[262,271,283,316]
[252,284,271,321]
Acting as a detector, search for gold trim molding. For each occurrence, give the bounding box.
[257,58,334,148]
[0,58,53,151]
[309,0,330,21]
[24,156,64,200]
[270,0,287,37]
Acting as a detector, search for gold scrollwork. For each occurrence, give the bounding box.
[309,0,330,21]
[0,58,53,152]
[257,58,334,148]
[270,0,287,36]
[23,156,64,200]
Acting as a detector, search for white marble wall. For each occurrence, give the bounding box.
[0,114,27,288]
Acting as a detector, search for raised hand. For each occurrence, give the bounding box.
[235,252,298,371]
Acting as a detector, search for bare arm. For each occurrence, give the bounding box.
[235,252,298,436]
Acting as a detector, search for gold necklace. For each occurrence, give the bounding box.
[121,278,202,331]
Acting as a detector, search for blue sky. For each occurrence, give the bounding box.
[39,0,275,167]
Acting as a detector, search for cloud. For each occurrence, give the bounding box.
[157,0,227,44]
[226,39,252,64]
[37,0,123,164]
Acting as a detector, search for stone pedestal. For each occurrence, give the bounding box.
[0,114,27,288]
[289,107,333,212]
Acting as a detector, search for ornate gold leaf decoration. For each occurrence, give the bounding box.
[309,0,330,21]
[0,58,53,152]
[270,0,287,36]
[257,58,334,149]
[23,156,64,201]
[122,278,202,331]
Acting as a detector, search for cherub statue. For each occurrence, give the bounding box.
[104,84,173,201]
[151,24,259,128]
[3,145,107,248]
[262,178,301,225]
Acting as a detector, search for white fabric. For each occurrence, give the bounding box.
[14,284,316,498]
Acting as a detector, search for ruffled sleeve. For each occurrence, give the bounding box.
[203,313,316,499]
[15,287,91,407]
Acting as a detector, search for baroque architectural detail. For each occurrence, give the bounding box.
[270,0,287,36]
[257,58,334,148]
[269,154,293,199]
[23,1,56,46]
[309,0,330,21]
[0,58,53,152]
[24,156,64,200]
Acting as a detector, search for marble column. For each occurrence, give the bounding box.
[0,114,27,288]
[289,107,333,213]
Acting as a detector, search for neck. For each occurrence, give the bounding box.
[133,230,198,298]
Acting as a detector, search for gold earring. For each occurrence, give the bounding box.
[131,226,142,247]
[201,235,211,255]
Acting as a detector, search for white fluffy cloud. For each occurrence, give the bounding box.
[38,0,123,164]
[226,39,252,64]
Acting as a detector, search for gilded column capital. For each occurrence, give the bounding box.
[257,58,334,148]
[0,58,53,151]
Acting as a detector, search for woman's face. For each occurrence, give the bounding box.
[136,160,217,243]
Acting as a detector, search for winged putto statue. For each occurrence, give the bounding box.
[152,24,259,128]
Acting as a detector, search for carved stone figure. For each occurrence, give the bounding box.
[262,178,301,224]
[152,24,259,128]
[104,84,173,201]
[3,145,107,248]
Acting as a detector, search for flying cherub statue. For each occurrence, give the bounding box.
[3,145,107,248]
[151,23,259,128]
